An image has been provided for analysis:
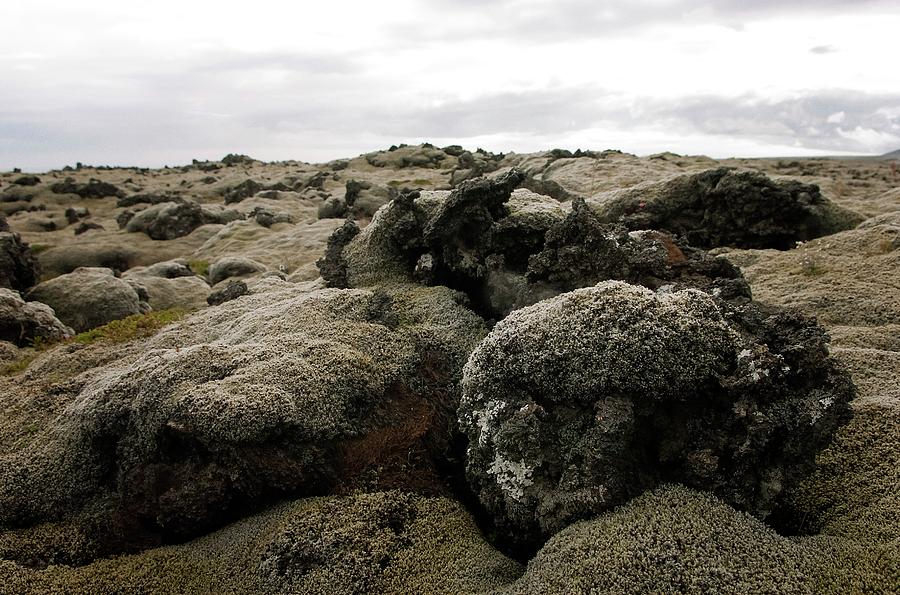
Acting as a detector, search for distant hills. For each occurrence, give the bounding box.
[881,148,900,159]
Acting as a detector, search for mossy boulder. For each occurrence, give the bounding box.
[499,484,897,594]
[588,168,863,249]
[0,491,520,594]
[25,267,149,332]
[459,281,853,547]
[0,279,485,554]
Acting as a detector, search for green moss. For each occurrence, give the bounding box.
[788,406,900,543]
[0,310,187,375]
[186,259,210,278]
[27,243,52,255]
[0,354,38,376]
[73,309,186,345]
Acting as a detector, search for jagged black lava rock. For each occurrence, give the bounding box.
[589,167,862,249]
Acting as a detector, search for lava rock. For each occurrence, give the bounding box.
[223,180,263,204]
[125,201,241,240]
[248,207,293,228]
[73,222,104,235]
[50,179,125,199]
[316,219,360,288]
[117,193,182,208]
[589,168,863,249]
[64,207,90,224]
[459,281,854,547]
[0,281,485,547]
[207,256,267,285]
[206,279,249,306]
[13,176,41,186]
[0,227,39,292]
[0,288,74,346]
[25,267,150,332]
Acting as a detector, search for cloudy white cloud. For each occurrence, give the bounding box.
[1,0,898,170]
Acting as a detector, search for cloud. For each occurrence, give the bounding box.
[401,0,900,42]
[810,45,838,54]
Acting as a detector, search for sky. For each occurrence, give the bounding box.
[1,0,899,170]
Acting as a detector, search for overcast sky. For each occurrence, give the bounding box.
[2,0,899,170]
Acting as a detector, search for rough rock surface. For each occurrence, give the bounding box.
[0,230,39,292]
[0,288,73,346]
[500,485,897,595]
[588,168,863,249]
[50,179,124,199]
[335,172,749,318]
[125,201,241,240]
[206,279,248,306]
[459,281,853,546]
[0,492,521,594]
[0,280,485,549]
[25,267,149,332]
[207,255,267,285]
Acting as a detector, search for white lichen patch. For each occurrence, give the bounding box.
[488,454,535,502]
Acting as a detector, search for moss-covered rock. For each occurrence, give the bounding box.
[460,281,853,547]
[0,278,485,556]
[497,484,897,595]
[588,168,863,249]
[0,492,520,595]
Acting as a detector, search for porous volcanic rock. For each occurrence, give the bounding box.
[0,280,485,549]
[332,171,750,318]
[0,228,39,292]
[0,288,73,347]
[458,281,854,547]
[122,263,210,311]
[258,491,521,594]
[25,267,149,332]
[588,168,863,249]
[50,179,124,199]
[207,256,267,285]
[125,201,241,240]
[206,280,248,306]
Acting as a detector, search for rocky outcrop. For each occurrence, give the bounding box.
[0,227,39,292]
[499,484,896,594]
[207,256,267,285]
[125,201,241,240]
[206,280,248,306]
[459,281,854,547]
[50,179,124,199]
[0,280,485,549]
[0,288,73,346]
[122,261,210,311]
[589,168,863,249]
[25,267,150,332]
[332,171,749,318]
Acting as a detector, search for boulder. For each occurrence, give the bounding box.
[0,492,520,594]
[500,485,896,595]
[50,179,124,199]
[0,230,39,292]
[0,280,485,550]
[0,288,73,347]
[223,179,263,204]
[206,280,248,306]
[588,168,863,249]
[25,267,149,332]
[332,172,749,318]
[12,176,40,187]
[459,281,853,546]
[207,256,266,285]
[125,201,241,240]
